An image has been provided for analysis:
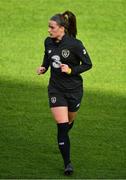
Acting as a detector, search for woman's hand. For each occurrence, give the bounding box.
[60,64,71,74]
[37,66,46,75]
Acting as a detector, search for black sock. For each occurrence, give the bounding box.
[57,122,70,167]
[69,121,74,131]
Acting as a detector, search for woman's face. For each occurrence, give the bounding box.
[48,20,65,39]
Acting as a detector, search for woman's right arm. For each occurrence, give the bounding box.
[37,39,50,75]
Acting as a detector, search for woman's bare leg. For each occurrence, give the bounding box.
[68,111,77,124]
[51,106,69,123]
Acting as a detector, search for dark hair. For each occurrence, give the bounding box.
[50,10,77,38]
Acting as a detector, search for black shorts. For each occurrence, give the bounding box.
[48,86,83,112]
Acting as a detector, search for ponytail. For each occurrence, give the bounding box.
[50,10,77,38]
[62,11,77,38]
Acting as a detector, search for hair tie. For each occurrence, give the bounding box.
[64,14,69,20]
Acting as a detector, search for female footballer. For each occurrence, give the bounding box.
[37,10,92,175]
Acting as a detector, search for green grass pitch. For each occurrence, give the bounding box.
[0,0,126,178]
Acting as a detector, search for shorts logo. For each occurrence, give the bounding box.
[76,103,80,108]
[62,49,70,58]
[51,97,56,104]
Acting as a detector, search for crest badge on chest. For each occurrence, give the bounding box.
[62,49,70,58]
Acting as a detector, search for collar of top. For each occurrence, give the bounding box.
[52,34,67,44]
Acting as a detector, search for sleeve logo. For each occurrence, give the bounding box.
[48,50,52,54]
[83,49,86,55]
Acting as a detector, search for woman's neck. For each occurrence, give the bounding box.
[56,32,65,42]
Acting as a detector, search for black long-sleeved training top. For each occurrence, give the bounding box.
[42,34,92,92]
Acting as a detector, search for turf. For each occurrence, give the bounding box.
[0,0,126,179]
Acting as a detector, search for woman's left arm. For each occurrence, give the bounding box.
[71,41,92,75]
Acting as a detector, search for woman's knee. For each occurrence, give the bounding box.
[51,106,69,123]
[68,112,77,123]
